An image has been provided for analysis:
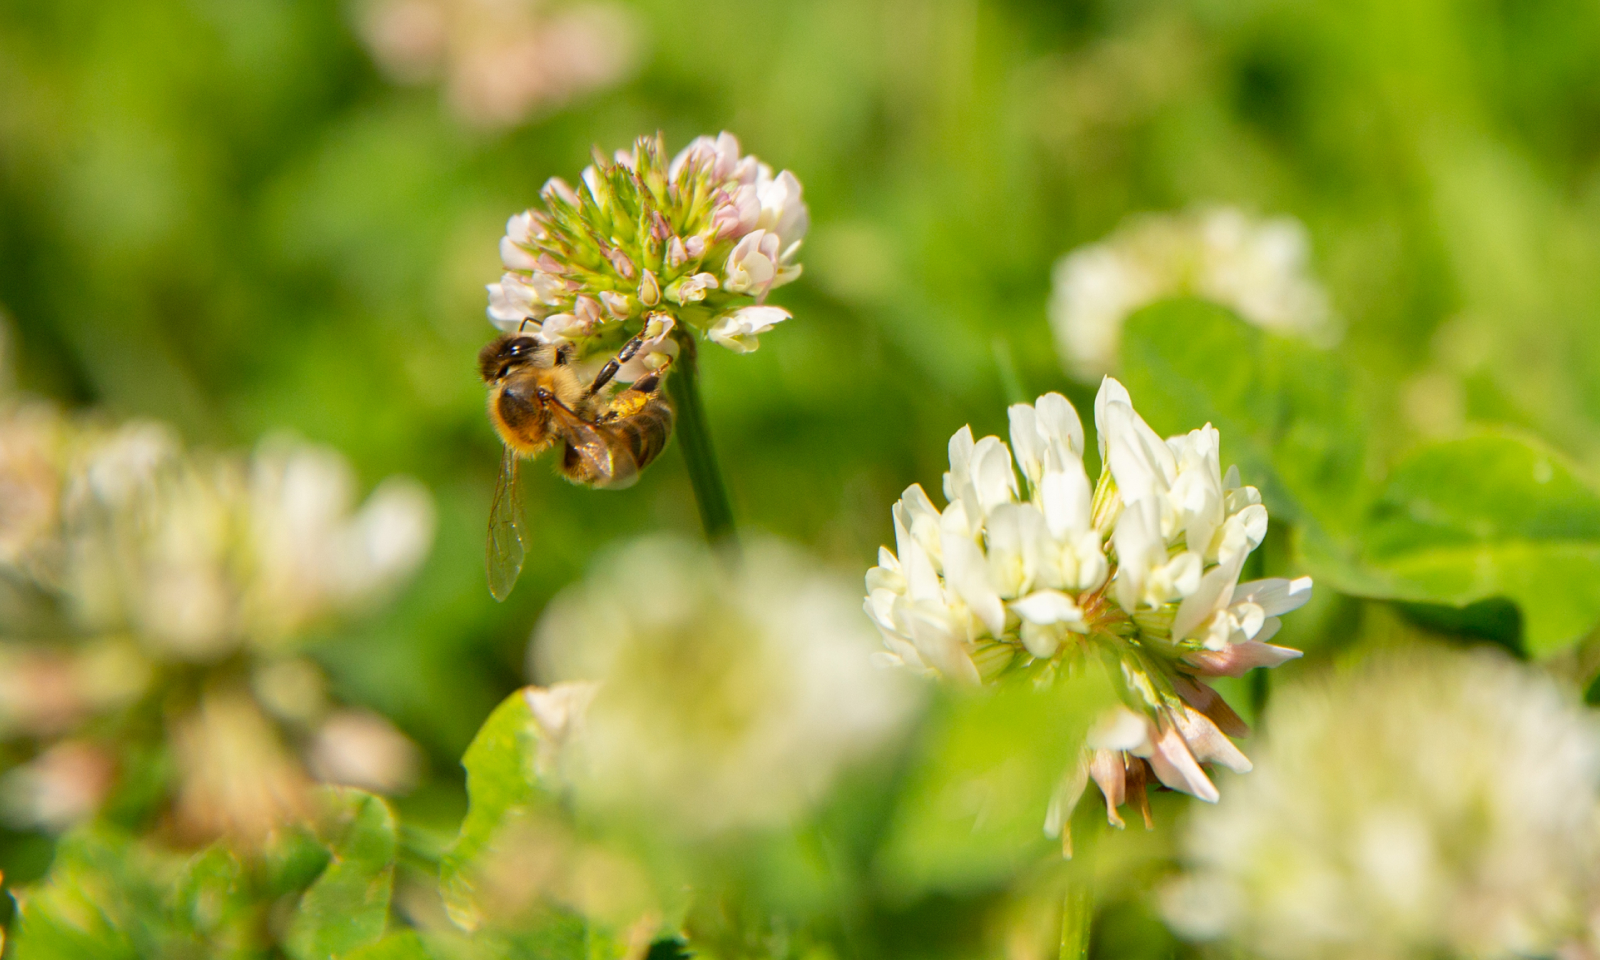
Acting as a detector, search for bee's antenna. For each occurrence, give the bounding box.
[517,317,532,333]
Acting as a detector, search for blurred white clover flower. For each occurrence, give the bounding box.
[61,427,435,659]
[307,709,422,796]
[0,401,435,837]
[865,379,1310,841]
[1049,207,1339,380]
[0,739,116,833]
[357,0,641,130]
[486,131,808,367]
[246,436,435,644]
[1164,647,1600,960]
[531,535,914,836]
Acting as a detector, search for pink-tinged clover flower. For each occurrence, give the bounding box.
[486,132,807,373]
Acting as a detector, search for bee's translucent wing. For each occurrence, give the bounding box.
[486,446,526,601]
[553,408,640,490]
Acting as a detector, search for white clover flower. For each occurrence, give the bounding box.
[866,379,1310,837]
[706,305,791,354]
[0,404,437,840]
[1165,647,1600,960]
[486,131,807,365]
[357,0,641,131]
[58,428,436,658]
[531,535,914,836]
[1049,207,1339,380]
[245,435,436,642]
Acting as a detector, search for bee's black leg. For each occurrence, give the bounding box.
[583,329,651,397]
[615,333,645,363]
[627,354,674,395]
[585,358,621,397]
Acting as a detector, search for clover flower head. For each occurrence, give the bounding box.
[1164,647,1600,960]
[486,131,807,367]
[0,407,435,836]
[60,428,435,658]
[357,0,641,130]
[865,379,1311,833]
[531,534,912,836]
[1050,207,1339,379]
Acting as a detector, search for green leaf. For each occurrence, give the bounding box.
[285,788,401,960]
[1119,298,1372,569]
[11,830,146,960]
[1119,299,1600,656]
[171,843,254,945]
[344,931,435,960]
[1359,433,1600,656]
[874,671,1114,897]
[439,688,549,932]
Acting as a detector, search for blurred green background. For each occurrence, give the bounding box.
[5,0,1600,843]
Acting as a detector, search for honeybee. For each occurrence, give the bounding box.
[479,328,675,600]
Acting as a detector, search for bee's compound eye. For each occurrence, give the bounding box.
[504,336,539,359]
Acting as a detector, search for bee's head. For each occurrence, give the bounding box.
[479,334,564,383]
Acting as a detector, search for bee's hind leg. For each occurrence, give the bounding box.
[627,352,674,395]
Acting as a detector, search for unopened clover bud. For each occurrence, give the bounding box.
[669,132,732,181]
[684,235,706,259]
[542,176,579,208]
[667,236,689,268]
[638,270,661,306]
[607,249,636,280]
[581,165,610,209]
[649,211,673,244]
[599,291,633,318]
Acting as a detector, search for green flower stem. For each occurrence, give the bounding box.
[1060,881,1093,960]
[667,330,738,552]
